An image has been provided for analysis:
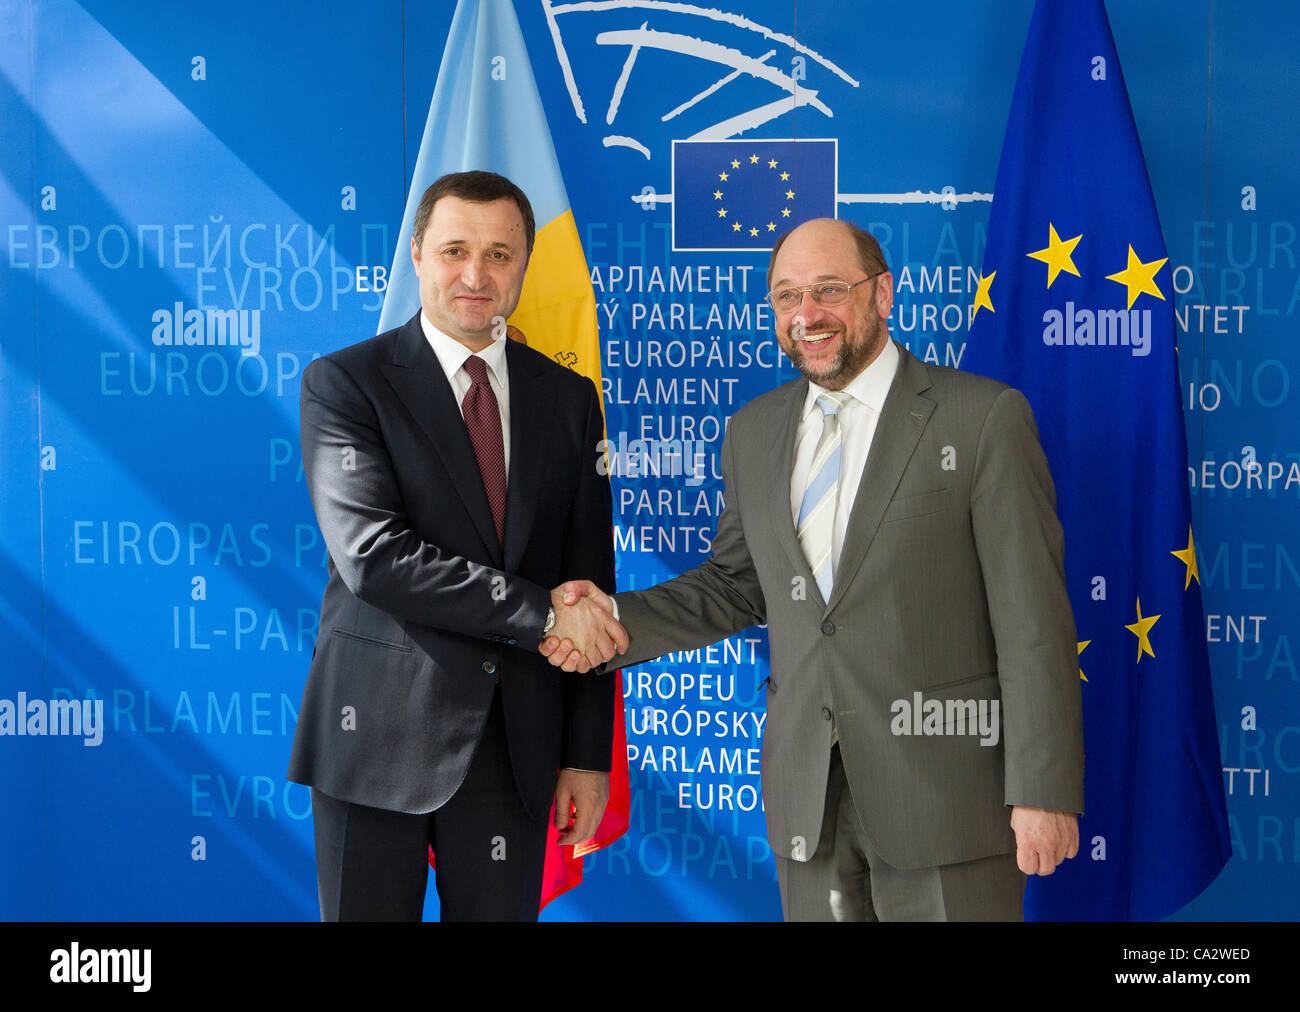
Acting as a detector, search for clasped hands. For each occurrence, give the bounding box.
[540,581,625,672]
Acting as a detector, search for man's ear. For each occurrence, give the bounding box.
[874,270,895,318]
[410,236,421,274]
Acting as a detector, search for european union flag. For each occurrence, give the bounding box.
[672,139,836,252]
[964,0,1230,920]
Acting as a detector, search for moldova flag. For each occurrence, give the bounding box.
[378,0,629,912]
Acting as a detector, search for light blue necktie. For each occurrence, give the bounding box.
[797,391,852,601]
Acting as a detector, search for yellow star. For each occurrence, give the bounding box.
[1077,639,1090,682]
[1125,597,1161,663]
[749,227,759,236]
[717,208,727,218]
[768,158,778,168]
[749,154,759,164]
[713,190,723,200]
[785,189,795,199]
[767,222,776,232]
[732,222,742,232]
[730,159,740,169]
[781,208,792,218]
[972,270,996,322]
[1026,223,1082,288]
[1171,525,1200,589]
[780,171,790,180]
[1106,245,1168,309]
[718,171,729,181]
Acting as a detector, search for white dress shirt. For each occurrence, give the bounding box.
[789,339,900,573]
[420,312,512,473]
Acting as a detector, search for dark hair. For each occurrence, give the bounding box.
[411,170,536,256]
[767,219,889,289]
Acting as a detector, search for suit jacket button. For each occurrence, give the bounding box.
[482,660,497,675]
[821,706,833,721]
[507,638,517,646]
[821,621,835,635]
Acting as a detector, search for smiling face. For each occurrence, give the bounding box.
[768,219,893,390]
[410,195,529,351]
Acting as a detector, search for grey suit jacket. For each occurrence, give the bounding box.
[614,342,1084,869]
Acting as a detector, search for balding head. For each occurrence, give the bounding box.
[767,218,888,291]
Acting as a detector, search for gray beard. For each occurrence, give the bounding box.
[789,324,885,390]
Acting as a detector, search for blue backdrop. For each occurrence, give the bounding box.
[2,0,1296,920]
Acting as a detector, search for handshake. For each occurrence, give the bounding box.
[539,581,627,673]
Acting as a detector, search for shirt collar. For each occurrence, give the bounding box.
[800,337,900,420]
[420,311,509,387]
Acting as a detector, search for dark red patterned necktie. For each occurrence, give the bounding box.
[461,355,506,546]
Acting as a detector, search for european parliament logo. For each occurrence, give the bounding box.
[672,139,836,252]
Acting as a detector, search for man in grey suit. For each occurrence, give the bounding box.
[544,218,1084,921]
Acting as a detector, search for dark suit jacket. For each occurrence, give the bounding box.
[287,313,615,819]
[613,343,1084,869]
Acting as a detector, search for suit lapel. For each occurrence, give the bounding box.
[502,341,552,571]
[380,314,504,567]
[827,343,934,613]
[766,377,825,602]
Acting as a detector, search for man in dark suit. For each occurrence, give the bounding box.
[288,170,627,921]
[546,218,1084,921]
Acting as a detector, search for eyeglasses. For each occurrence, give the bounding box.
[765,271,884,312]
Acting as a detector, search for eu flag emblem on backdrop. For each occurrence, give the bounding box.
[964,0,1229,920]
[672,139,836,251]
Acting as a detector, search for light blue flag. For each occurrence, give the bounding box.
[378,0,577,339]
